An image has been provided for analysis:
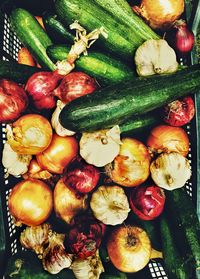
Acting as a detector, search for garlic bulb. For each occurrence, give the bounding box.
[71,250,104,279]
[90,185,130,225]
[42,233,72,274]
[80,125,121,167]
[20,223,52,257]
[135,39,179,76]
[2,142,32,177]
[150,152,191,190]
[51,100,75,136]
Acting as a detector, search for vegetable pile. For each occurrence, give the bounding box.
[0,1,200,279]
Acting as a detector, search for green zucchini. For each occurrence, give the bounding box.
[42,12,74,44]
[47,45,134,86]
[165,188,200,271]
[60,64,200,132]
[54,0,159,62]
[0,60,41,83]
[160,212,191,279]
[10,8,56,71]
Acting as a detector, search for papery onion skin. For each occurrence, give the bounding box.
[165,20,195,55]
[132,0,184,30]
[36,134,79,174]
[105,137,151,187]
[107,226,151,273]
[7,114,53,155]
[0,79,28,123]
[25,71,63,110]
[54,178,88,224]
[129,185,165,220]
[64,156,100,193]
[147,125,189,157]
[54,72,99,104]
[162,96,195,127]
[8,178,53,226]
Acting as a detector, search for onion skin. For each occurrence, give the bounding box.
[54,72,99,104]
[64,156,100,193]
[25,71,63,110]
[132,0,184,30]
[105,138,151,187]
[107,226,151,273]
[129,185,165,220]
[147,125,190,157]
[0,79,28,123]
[162,96,195,127]
[36,134,79,174]
[7,114,53,155]
[8,179,53,226]
[53,178,88,224]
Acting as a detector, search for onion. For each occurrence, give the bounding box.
[25,70,63,110]
[36,133,79,174]
[146,125,190,157]
[8,178,53,226]
[54,178,88,224]
[63,157,100,193]
[7,114,53,155]
[129,184,165,220]
[0,79,28,123]
[53,72,99,104]
[165,20,195,55]
[132,0,184,30]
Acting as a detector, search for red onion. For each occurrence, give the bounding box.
[67,214,106,259]
[129,184,165,220]
[64,157,100,193]
[0,79,28,123]
[25,70,63,110]
[165,19,195,55]
[54,72,99,104]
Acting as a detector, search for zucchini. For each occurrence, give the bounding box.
[54,0,159,62]
[47,45,134,86]
[0,60,41,83]
[160,212,191,279]
[10,8,56,71]
[42,12,74,44]
[60,64,200,132]
[165,188,200,271]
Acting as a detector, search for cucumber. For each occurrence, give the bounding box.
[54,0,159,62]
[160,212,191,279]
[42,12,74,44]
[59,64,200,132]
[166,188,200,271]
[47,45,135,86]
[10,8,56,71]
[0,60,41,83]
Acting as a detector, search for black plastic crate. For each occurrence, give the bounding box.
[0,1,200,278]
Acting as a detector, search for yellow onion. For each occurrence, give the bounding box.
[107,226,151,273]
[133,0,184,30]
[8,178,53,226]
[6,114,52,155]
[146,125,190,157]
[105,137,151,187]
[54,178,88,224]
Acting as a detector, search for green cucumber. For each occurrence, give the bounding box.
[166,189,200,271]
[0,60,41,83]
[47,44,134,86]
[60,64,200,132]
[160,212,191,279]
[54,0,159,62]
[10,8,56,71]
[120,113,160,135]
[42,12,74,44]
